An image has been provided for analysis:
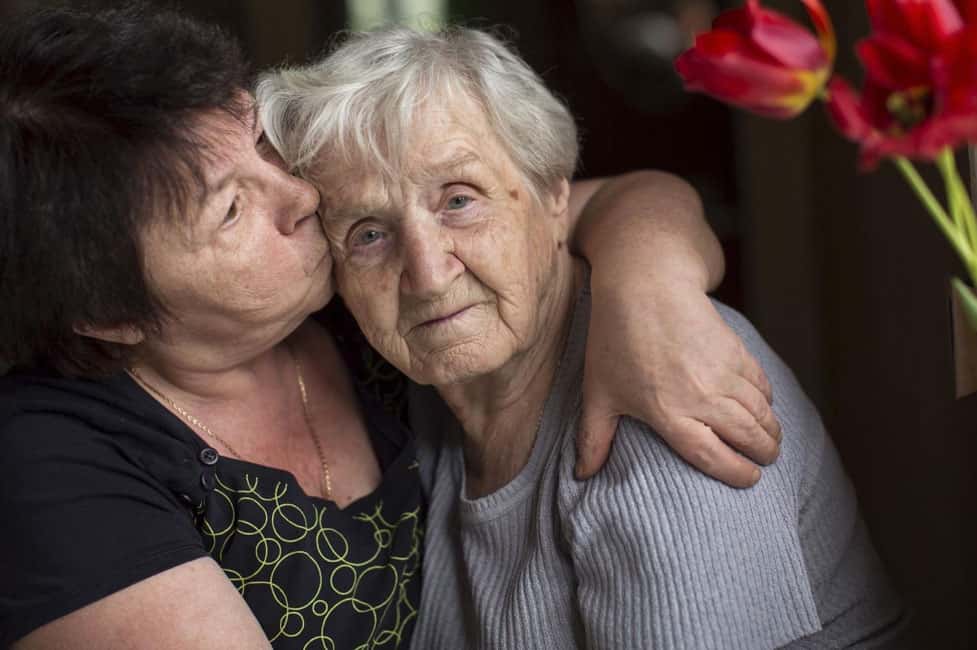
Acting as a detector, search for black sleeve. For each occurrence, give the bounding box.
[0,412,208,647]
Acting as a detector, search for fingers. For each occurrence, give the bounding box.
[665,418,762,488]
[702,392,781,466]
[726,375,783,444]
[740,348,774,404]
[575,392,621,480]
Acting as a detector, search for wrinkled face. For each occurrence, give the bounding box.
[141,96,333,358]
[312,94,570,386]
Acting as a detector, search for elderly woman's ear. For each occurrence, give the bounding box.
[72,323,146,346]
[546,178,573,244]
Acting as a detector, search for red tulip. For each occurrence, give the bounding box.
[675,0,836,119]
[956,0,977,23]
[826,0,977,168]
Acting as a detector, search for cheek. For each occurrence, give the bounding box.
[337,263,401,332]
[204,235,320,311]
[459,220,542,307]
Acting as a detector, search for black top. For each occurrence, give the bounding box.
[0,366,423,648]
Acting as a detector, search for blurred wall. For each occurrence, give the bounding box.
[2,0,975,645]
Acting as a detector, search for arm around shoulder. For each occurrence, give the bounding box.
[565,172,782,486]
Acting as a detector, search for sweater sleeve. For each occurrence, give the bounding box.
[0,411,208,647]
[559,415,821,650]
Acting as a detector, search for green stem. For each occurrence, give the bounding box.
[893,157,976,270]
[937,150,977,285]
[936,150,966,232]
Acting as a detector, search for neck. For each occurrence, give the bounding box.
[132,339,289,406]
[439,256,583,498]
[128,324,320,460]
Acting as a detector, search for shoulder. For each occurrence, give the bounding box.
[1,370,205,503]
[0,372,208,647]
[559,414,802,545]
[556,415,821,648]
[712,301,828,467]
[560,302,833,542]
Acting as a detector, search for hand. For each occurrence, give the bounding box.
[575,275,782,487]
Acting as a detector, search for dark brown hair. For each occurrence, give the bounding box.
[0,3,251,376]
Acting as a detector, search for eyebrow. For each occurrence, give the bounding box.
[319,151,485,225]
[420,151,482,181]
[319,196,380,226]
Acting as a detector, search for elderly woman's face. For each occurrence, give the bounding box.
[141,100,333,352]
[314,95,570,385]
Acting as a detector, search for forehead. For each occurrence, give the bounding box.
[146,95,257,239]
[311,94,516,208]
[190,98,259,180]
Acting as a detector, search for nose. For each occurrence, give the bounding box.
[399,219,463,299]
[266,157,320,235]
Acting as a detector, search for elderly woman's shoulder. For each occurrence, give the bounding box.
[561,299,834,509]
[711,300,828,460]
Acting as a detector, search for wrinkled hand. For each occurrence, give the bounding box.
[575,276,782,487]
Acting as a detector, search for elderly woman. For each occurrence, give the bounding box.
[0,5,784,650]
[261,27,908,649]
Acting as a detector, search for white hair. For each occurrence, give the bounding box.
[255,26,579,200]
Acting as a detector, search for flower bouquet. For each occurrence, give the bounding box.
[675,0,977,330]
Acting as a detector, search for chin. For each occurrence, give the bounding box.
[412,346,506,387]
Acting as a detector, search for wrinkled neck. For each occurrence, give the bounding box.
[439,257,583,498]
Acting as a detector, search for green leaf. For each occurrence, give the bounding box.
[952,277,977,332]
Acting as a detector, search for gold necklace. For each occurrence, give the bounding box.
[128,346,332,500]
[292,347,333,501]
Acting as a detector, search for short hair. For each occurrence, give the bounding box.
[0,3,250,377]
[256,26,579,203]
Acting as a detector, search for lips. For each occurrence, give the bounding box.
[416,305,473,329]
[402,302,487,338]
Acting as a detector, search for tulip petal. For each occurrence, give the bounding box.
[955,0,977,23]
[713,1,828,70]
[801,0,837,64]
[825,77,873,141]
[676,45,818,118]
[934,27,977,115]
[915,114,977,157]
[866,0,964,51]
[856,35,931,89]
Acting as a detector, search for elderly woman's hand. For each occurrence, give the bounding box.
[570,171,781,487]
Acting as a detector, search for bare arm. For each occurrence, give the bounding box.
[568,171,781,488]
[13,558,270,650]
[569,171,724,291]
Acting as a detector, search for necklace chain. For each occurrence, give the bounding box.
[128,345,332,500]
[293,351,333,500]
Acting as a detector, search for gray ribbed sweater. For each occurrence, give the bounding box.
[409,285,905,649]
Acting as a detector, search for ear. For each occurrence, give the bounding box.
[545,177,572,241]
[73,322,145,346]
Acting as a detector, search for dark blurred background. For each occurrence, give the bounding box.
[2,0,975,646]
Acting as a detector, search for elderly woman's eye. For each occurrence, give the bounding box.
[352,226,386,247]
[445,194,473,210]
[224,198,239,224]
